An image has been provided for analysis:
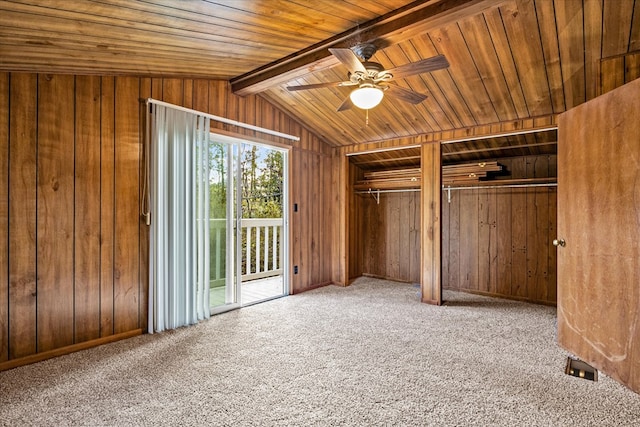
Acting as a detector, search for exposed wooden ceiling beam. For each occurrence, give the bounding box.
[230,0,505,96]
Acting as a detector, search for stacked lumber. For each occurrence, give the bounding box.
[354,168,420,190]
[353,161,504,191]
[442,161,503,185]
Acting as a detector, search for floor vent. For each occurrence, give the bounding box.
[565,357,598,381]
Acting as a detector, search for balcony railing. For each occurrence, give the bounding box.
[209,218,284,287]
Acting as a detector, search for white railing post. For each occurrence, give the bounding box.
[272,225,277,270]
[255,226,261,274]
[246,226,252,275]
[264,226,269,272]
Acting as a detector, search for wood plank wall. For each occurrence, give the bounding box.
[0,73,143,366]
[599,51,640,96]
[441,155,557,304]
[0,72,333,367]
[355,192,421,284]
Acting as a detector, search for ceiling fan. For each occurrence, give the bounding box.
[286,43,449,112]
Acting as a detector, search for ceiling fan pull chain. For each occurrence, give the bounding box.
[366,109,369,126]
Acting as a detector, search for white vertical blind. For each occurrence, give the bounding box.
[148,104,211,333]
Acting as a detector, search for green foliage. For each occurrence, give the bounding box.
[239,145,284,219]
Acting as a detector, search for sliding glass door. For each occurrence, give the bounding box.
[209,135,288,314]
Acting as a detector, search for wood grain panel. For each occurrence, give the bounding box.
[458,13,519,121]
[529,156,550,302]
[459,187,478,290]
[100,76,116,337]
[386,194,400,278]
[499,0,552,117]
[495,187,512,296]
[535,0,565,113]
[477,189,492,293]
[447,184,460,290]
[430,23,499,124]
[409,191,421,282]
[509,159,527,298]
[0,73,8,362]
[599,56,625,95]
[624,53,640,82]
[398,192,411,280]
[601,0,635,58]
[557,77,640,394]
[113,77,140,334]
[554,0,586,110]
[600,51,640,96]
[138,77,151,334]
[162,78,184,106]
[36,73,75,352]
[421,143,441,304]
[8,74,38,359]
[583,0,603,101]
[311,151,321,285]
[74,75,102,343]
[298,146,310,288]
[359,192,420,283]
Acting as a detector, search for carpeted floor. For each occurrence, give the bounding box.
[1,277,639,426]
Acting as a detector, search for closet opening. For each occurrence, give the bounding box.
[440,128,558,305]
[346,146,422,288]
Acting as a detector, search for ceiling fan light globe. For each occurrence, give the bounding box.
[350,87,384,109]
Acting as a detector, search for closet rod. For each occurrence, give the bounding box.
[442,182,557,191]
[355,188,421,205]
[442,182,556,203]
[355,188,421,194]
[146,98,300,141]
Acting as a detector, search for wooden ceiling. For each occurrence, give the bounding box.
[1,0,639,152]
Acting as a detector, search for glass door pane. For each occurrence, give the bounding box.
[239,143,287,305]
[209,141,239,313]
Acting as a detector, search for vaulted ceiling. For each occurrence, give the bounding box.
[1,0,639,150]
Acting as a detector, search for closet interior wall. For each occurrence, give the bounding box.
[348,162,421,284]
[441,154,558,305]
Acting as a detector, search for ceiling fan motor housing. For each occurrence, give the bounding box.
[349,61,387,83]
[351,42,378,61]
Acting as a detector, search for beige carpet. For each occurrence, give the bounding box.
[1,277,639,426]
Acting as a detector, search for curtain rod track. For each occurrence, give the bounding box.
[146,98,300,141]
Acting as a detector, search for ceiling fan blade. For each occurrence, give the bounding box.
[384,85,428,104]
[286,81,345,91]
[337,96,353,112]
[329,48,367,74]
[383,54,449,80]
